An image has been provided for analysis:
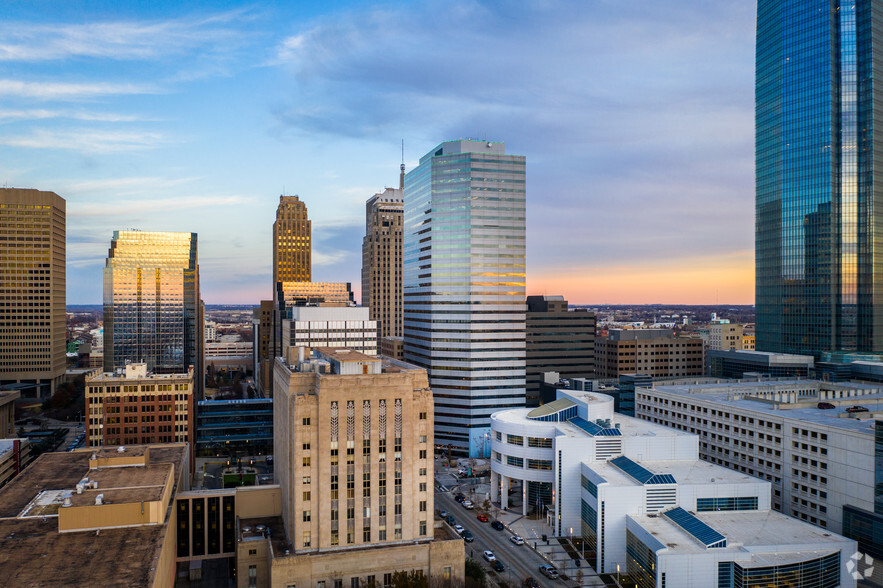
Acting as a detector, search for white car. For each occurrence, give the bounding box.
[483,550,496,562]
[509,535,524,545]
[453,524,465,534]
[462,500,474,509]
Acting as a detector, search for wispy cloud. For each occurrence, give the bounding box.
[0,108,149,122]
[69,195,254,218]
[64,176,201,196]
[0,128,167,153]
[0,79,160,100]
[0,10,255,62]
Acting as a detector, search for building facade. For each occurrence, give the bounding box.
[273,195,311,285]
[756,0,883,356]
[403,140,527,456]
[705,322,744,351]
[594,329,704,379]
[85,363,195,451]
[281,306,378,359]
[0,188,66,399]
[635,380,880,535]
[362,184,404,340]
[525,295,595,406]
[489,390,857,587]
[270,348,463,585]
[102,230,202,385]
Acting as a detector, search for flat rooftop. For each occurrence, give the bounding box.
[0,444,187,586]
[241,515,288,555]
[315,347,378,363]
[492,407,692,440]
[631,509,851,563]
[589,458,765,488]
[652,381,882,434]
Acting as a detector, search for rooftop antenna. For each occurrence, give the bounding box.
[400,139,405,190]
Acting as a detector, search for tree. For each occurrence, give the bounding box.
[390,570,429,588]
[464,559,485,588]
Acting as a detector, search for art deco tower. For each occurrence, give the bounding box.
[0,188,66,398]
[273,195,311,285]
[103,231,201,380]
[362,167,404,339]
[403,140,526,456]
[756,0,883,356]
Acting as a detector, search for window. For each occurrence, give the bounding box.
[249,549,257,555]
[419,435,427,443]
[419,450,427,459]
[506,455,523,467]
[303,457,311,467]
[303,491,311,501]
[248,565,257,587]
[302,443,310,450]
[303,510,311,522]
[419,520,427,535]
[419,412,427,420]
[303,531,311,547]
[303,476,311,484]
[419,500,427,511]
[419,483,427,492]
[302,418,311,426]
[507,434,523,446]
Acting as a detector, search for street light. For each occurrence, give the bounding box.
[617,563,620,585]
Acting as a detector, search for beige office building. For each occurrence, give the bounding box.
[595,328,704,378]
[273,195,311,284]
[272,348,463,586]
[362,181,403,339]
[0,188,66,398]
[705,322,745,351]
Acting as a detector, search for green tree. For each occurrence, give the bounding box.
[390,570,429,588]
[464,559,485,588]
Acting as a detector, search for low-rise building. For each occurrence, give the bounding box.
[707,349,814,379]
[595,329,704,378]
[489,389,858,586]
[85,363,195,452]
[0,439,30,488]
[281,306,377,358]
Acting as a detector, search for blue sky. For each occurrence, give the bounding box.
[1,1,756,305]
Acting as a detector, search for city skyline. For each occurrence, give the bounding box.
[1,1,756,306]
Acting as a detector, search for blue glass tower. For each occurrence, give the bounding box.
[756,0,883,356]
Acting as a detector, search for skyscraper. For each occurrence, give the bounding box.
[0,188,66,399]
[362,167,404,339]
[103,231,202,385]
[756,0,883,357]
[273,195,311,285]
[403,140,526,456]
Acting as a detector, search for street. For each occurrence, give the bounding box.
[436,492,565,588]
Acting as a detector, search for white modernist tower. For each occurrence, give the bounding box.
[403,140,526,456]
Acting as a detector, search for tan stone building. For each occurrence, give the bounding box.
[362,182,403,339]
[85,363,195,453]
[705,322,744,351]
[595,329,704,378]
[0,390,18,438]
[0,188,66,399]
[272,347,464,586]
[273,195,311,284]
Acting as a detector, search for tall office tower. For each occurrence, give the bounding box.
[0,188,66,399]
[403,140,526,456]
[756,1,883,357]
[273,195,311,285]
[525,295,595,407]
[103,231,202,390]
[362,172,404,339]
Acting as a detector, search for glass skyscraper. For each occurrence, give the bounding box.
[403,140,526,456]
[756,0,883,356]
[103,231,201,379]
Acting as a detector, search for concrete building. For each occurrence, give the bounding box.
[276,281,355,307]
[362,177,404,339]
[204,341,253,372]
[0,390,18,438]
[102,230,202,393]
[273,195,311,284]
[595,329,704,379]
[254,299,274,397]
[281,306,378,359]
[525,295,595,406]
[489,390,858,587]
[635,380,881,535]
[0,188,66,399]
[704,322,744,351]
[195,397,273,457]
[404,139,527,456]
[272,347,464,585]
[85,363,195,453]
[380,336,404,361]
[0,439,31,489]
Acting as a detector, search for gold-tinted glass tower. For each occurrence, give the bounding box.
[0,188,66,398]
[362,178,403,339]
[273,195,311,284]
[103,231,201,387]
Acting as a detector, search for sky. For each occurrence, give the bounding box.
[0,1,757,306]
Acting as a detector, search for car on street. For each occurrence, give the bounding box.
[510,535,524,545]
[522,577,539,588]
[490,520,504,531]
[847,405,870,413]
[455,494,466,502]
[462,530,474,542]
[462,500,474,509]
[476,514,489,522]
[446,515,455,525]
[817,402,835,409]
[493,561,505,572]
[439,510,448,518]
[483,550,496,562]
[538,564,559,579]
[453,524,464,534]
